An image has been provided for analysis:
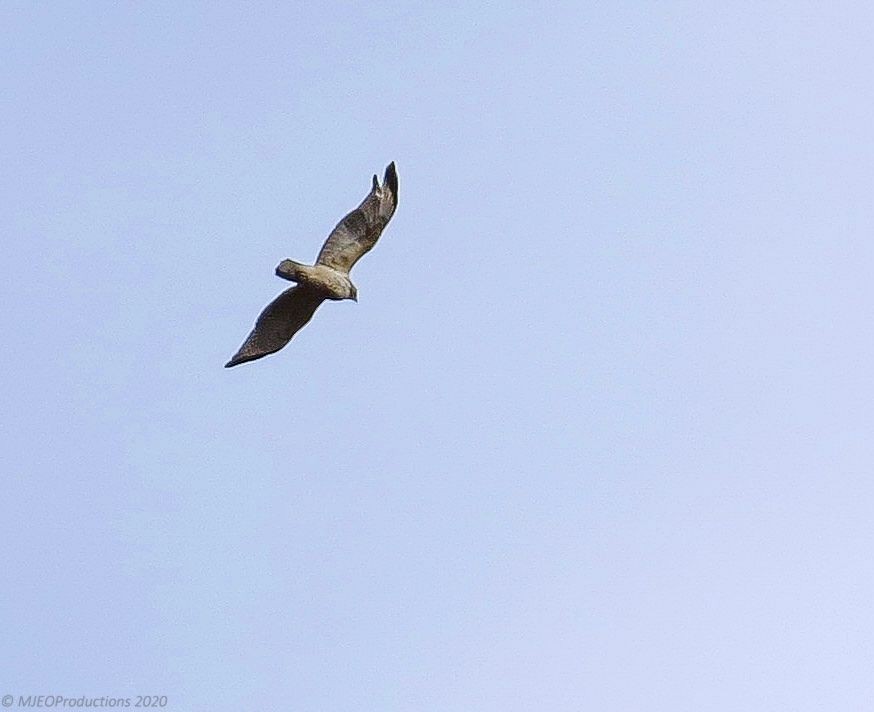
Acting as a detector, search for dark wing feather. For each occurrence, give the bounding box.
[225,286,324,367]
[316,162,398,274]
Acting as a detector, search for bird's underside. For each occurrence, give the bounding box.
[225,161,398,368]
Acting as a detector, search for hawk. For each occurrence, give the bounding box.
[225,161,399,368]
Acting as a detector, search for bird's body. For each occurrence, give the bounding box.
[225,162,398,368]
[274,261,356,301]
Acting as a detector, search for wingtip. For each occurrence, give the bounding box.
[224,352,251,368]
[384,161,398,200]
[225,348,273,368]
[225,352,256,368]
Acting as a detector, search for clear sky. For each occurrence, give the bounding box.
[2,2,873,710]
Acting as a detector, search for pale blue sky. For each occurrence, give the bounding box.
[2,2,873,710]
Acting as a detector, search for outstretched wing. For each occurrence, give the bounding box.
[225,286,324,367]
[316,162,398,274]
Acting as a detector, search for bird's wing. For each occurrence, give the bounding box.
[316,162,398,274]
[225,286,324,367]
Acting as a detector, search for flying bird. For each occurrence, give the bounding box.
[225,162,398,368]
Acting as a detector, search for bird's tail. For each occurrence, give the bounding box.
[275,259,308,282]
